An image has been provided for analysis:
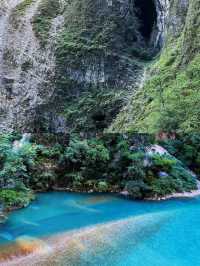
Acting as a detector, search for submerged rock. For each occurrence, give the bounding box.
[0,213,7,224]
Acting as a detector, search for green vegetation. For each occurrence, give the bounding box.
[59,136,110,190]
[0,189,35,210]
[0,134,38,188]
[10,0,35,28]
[61,89,125,133]
[58,135,196,198]
[111,0,200,135]
[112,47,200,134]
[55,0,142,57]
[32,0,61,46]
[0,134,47,209]
[14,0,34,14]
[160,133,200,176]
[0,133,198,210]
[50,0,150,134]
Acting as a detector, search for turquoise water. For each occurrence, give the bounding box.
[0,192,200,265]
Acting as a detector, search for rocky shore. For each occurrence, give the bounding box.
[146,181,200,201]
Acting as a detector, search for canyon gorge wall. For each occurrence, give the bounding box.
[111,0,200,134]
[0,0,199,135]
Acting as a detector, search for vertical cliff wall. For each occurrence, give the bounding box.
[0,0,66,132]
[32,0,166,134]
[0,0,191,135]
[110,0,200,134]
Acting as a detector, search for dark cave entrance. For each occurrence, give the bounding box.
[92,111,107,130]
[135,0,157,42]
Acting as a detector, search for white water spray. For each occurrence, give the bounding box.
[12,133,31,152]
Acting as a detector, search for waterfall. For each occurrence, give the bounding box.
[153,0,170,48]
[12,133,31,152]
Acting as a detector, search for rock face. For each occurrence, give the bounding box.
[110,0,200,134]
[0,0,189,134]
[0,0,65,133]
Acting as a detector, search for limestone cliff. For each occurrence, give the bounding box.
[111,0,200,134]
[0,0,199,135]
[0,0,65,133]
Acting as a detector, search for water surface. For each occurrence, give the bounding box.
[0,192,200,265]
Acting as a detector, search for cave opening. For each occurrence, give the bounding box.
[92,111,107,129]
[135,0,157,42]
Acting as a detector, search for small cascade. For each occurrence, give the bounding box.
[12,133,31,152]
[153,0,170,48]
[139,69,147,90]
[144,144,199,194]
[145,144,169,156]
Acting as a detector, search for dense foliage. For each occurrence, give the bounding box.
[0,189,35,210]
[0,133,197,210]
[160,133,200,176]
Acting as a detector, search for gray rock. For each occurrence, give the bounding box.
[0,0,188,134]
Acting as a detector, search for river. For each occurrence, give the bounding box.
[0,192,200,265]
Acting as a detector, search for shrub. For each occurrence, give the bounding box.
[150,176,177,196]
[160,133,200,176]
[151,154,176,172]
[97,181,109,192]
[125,180,150,199]
[63,137,110,180]
[0,189,35,209]
[71,172,84,190]
[127,152,146,180]
[0,133,198,201]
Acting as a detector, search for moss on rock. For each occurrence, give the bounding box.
[110,0,200,135]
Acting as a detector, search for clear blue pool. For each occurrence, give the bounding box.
[0,192,200,266]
